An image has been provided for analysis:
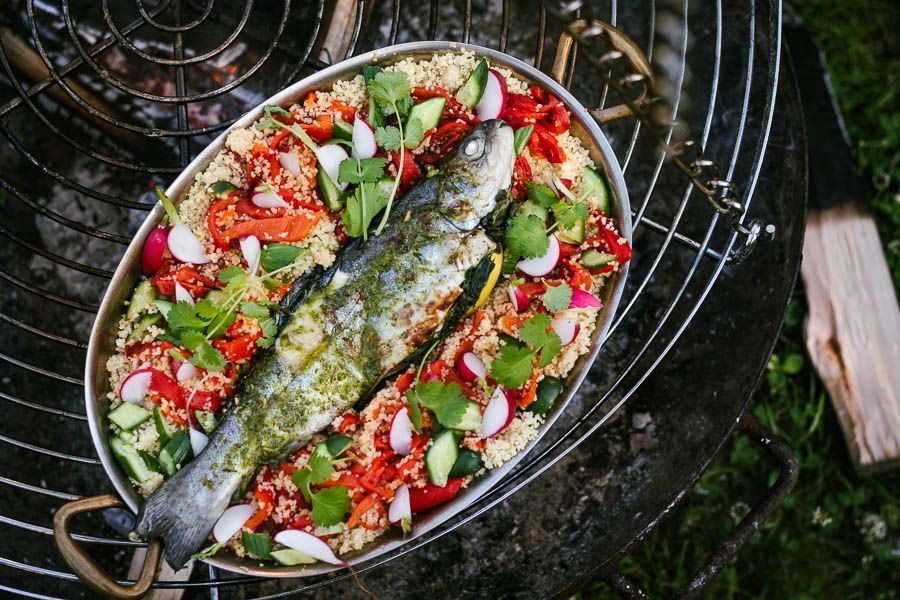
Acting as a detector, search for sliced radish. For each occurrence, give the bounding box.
[388,484,411,525]
[213,504,254,544]
[507,283,529,313]
[457,352,487,382]
[481,387,516,439]
[278,151,302,177]
[517,234,560,277]
[315,144,349,191]
[569,288,603,309]
[239,235,261,274]
[352,115,377,159]
[476,69,508,121]
[251,189,290,209]
[190,427,209,456]
[274,529,342,565]
[389,406,414,456]
[174,282,194,305]
[119,369,153,404]
[167,223,210,264]
[551,317,579,346]
[142,227,168,275]
[176,361,197,382]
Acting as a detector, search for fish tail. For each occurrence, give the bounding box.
[134,455,243,569]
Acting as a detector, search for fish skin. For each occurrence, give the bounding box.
[135,120,515,568]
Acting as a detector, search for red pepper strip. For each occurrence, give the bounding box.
[528,84,549,103]
[338,412,360,433]
[418,121,471,164]
[527,124,566,164]
[124,340,174,359]
[359,456,395,500]
[558,241,580,258]
[301,114,334,142]
[270,129,292,150]
[347,493,381,529]
[518,369,540,409]
[411,85,452,101]
[212,331,261,363]
[186,390,224,412]
[225,213,322,243]
[151,263,219,298]
[277,188,326,213]
[149,369,181,406]
[395,372,416,394]
[545,105,571,133]
[389,149,420,194]
[235,197,286,219]
[244,487,275,531]
[251,142,279,179]
[329,102,357,123]
[207,198,234,250]
[512,154,532,200]
[288,513,313,530]
[567,260,593,290]
[518,280,547,299]
[408,478,464,513]
[317,474,362,489]
[558,178,573,191]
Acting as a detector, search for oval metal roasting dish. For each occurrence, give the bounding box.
[54,40,635,594]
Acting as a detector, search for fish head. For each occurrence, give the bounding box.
[439,119,515,230]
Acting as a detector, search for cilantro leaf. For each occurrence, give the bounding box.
[489,342,535,388]
[406,389,424,433]
[218,265,246,284]
[292,469,312,501]
[205,310,236,339]
[166,301,207,332]
[526,182,557,209]
[551,200,589,230]
[338,157,387,185]
[306,446,335,484]
[194,299,219,320]
[256,318,277,349]
[410,381,471,429]
[260,243,302,273]
[179,329,206,351]
[404,117,425,149]
[505,213,549,259]
[241,301,270,319]
[367,71,411,113]
[310,486,350,526]
[518,313,562,368]
[343,182,388,239]
[542,282,573,312]
[375,125,402,151]
[188,341,227,371]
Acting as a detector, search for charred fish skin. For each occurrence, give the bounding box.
[134,120,515,568]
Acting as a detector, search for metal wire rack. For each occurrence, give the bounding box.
[0,0,785,596]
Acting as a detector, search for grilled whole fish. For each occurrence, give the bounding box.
[135,120,515,567]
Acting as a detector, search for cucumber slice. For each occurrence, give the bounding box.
[518,200,549,223]
[580,166,610,213]
[453,402,482,432]
[557,216,585,245]
[154,406,177,446]
[316,167,343,212]
[579,248,618,270]
[513,125,534,156]
[126,279,156,320]
[159,431,191,476]
[128,312,162,342]
[448,448,483,478]
[110,436,154,483]
[270,548,317,566]
[425,430,459,487]
[139,451,163,474]
[109,403,151,430]
[456,59,489,109]
[154,299,174,320]
[529,377,563,415]
[195,410,218,434]
[333,117,353,142]
[408,97,446,132]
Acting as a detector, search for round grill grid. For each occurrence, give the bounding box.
[0,0,782,596]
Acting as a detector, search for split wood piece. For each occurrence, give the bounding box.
[802,202,900,474]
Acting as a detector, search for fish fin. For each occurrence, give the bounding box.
[480,190,515,243]
[134,460,241,569]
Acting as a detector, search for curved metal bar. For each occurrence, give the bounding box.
[0,352,84,385]
[137,0,215,32]
[104,0,250,66]
[0,269,99,312]
[0,434,100,464]
[0,312,88,349]
[0,225,114,278]
[0,514,145,547]
[0,475,80,501]
[0,390,87,421]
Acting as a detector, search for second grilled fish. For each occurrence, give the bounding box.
[135,119,516,567]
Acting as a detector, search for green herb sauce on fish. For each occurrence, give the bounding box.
[135,120,515,567]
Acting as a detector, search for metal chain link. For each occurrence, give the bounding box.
[541,1,774,262]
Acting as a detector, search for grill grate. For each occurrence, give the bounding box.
[0,0,785,596]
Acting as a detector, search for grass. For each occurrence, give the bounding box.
[583,1,900,597]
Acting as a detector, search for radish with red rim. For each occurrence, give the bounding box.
[141,227,168,275]
[176,361,197,382]
[239,235,261,274]
[551,317,579,346]
[569,288,602,309]
[119,369,153,404]
[457,352,486,382]
[174,282,194,305]
[480,387,516,439]
[388,483,411,525]
[251,187,290,209]
[389,406,414,456]
[315,144,349,191]
[274,529,342,565]
[213,504,254,544]
[507,283,529,312]
[517,234,560,277]
[277,151,302,177]
[351,115,377,159]
[476,69,508,121]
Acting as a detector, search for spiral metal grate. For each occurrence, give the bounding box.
[0,0,785,597]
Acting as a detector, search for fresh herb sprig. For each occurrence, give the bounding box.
[291,436,354,526]
[489,313,563,387]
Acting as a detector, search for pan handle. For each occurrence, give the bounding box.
[597,413,799,599]
[53,493,163,599]
[550,19,654,125]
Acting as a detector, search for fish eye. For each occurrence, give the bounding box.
[463,137,484,158]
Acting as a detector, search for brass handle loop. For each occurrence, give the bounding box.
[53,493,162,599]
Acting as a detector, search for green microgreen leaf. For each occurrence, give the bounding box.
[519,313,562,368]
[310,486,350,527]
[505,213,550,259]
[409,380,471,429]
[375,125,402,152]
[542,282,573,312]
[489,342,535,389]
